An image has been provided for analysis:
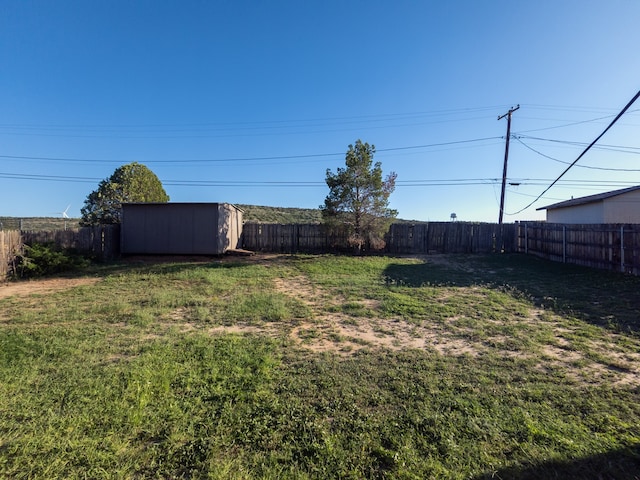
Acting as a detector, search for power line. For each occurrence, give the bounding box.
[376,137,502,153]
[0,172,101,183]
[0,152,341,164]
[0,136,503,165]
[0,107,510,139]
[6,131,638,167]
[520,104,624,113]
[513,136,640,172]
[3,170,636,190]
[0,106,510,130]
[2,104,632,131]
[510,89,640,215]
[515,134,640,154]
[7,104,633,139]
[514,111,638,134]
[507,179,638,186]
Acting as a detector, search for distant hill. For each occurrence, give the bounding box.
[0,206,322,230]
[1,206,422,231]
[236,205,322,224]
[0,217,81,231]
[235,205,426,224]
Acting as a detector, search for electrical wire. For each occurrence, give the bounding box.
[0,136,503,165]
[0,172,101,183]
[513,136,640,172]
[514,111,638,134]
[0,106,509,130]
[0,107,509,139]
[509,89,640,215]
[2,170,637,190]
[515,134,640,154]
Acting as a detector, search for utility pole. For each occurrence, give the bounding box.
[497,105,519,225]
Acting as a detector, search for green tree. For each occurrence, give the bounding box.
[321,140,397,253]
[80,162,169,225]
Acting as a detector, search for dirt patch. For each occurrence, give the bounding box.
[4,254,638,387]
[273,275,317,303]
[270,268,640,385]
[0,277,100,299]
[270,270,485,356]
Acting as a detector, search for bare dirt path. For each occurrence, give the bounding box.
[0,277,99,299]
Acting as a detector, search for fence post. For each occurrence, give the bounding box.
[0,231,5,278]
[621,226,625,273]
[608,230,613,264]
[562,225,566,263]
[425,223,429,254]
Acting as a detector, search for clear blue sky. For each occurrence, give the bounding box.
[1,1,639,222]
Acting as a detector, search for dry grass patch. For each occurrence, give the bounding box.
[268,262,640,387]
[273,269,487,356]
[0,277,99,299]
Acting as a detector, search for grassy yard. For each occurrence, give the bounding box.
[1,253,639,479]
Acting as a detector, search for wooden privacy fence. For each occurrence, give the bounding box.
[386,223,515,254]
[5,221,640,276]
[241,223,347,253]
[1,226,120,278]
[241,222,516,254]
[0,230,23,278]
[517,222,640,274]
[21,226,120,260]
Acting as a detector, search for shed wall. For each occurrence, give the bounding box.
[217,203,243,252]
[121,203,241,255]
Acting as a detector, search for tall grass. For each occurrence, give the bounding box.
[1,254,639,478]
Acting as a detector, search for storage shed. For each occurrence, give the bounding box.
[537,185,640,224]
[121,203,243,255]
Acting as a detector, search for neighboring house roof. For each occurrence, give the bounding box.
[536,185,640,211]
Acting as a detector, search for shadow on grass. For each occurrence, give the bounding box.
[383,254,546,288]
[102,254,270,275]
[74,253,315,287]
[383,254,640,334]
[6,252,292,285]
[474,444,640,480]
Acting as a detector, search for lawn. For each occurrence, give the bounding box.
[1,253,639,479]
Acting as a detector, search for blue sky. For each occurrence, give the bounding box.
[1,1,639,222]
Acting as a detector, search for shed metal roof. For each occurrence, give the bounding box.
[536,185,640,211]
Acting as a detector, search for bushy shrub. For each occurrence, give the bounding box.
[12,243,91,278]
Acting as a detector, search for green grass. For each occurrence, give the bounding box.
[1,254,639,478]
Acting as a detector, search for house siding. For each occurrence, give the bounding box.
[544,189,640,224]
[547,202,604,224]
[602,190,640,223]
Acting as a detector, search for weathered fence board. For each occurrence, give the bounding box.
[0,230,23,278]
[385,223,509,254]
[242,222,515,254]
[241,223,349,253]
[20,225,121,261]
[6,221,639,278]
[517,222,640,274]
[2,226,122,279]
